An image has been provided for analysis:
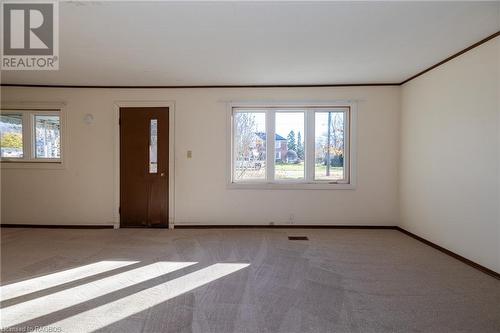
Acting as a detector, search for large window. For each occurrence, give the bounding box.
[1,110,62,163]
[230,104,354,188]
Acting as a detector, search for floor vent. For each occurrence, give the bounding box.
[288,236,309,241]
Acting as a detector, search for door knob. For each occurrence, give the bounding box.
[160,172,166,177]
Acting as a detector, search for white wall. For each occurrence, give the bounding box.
[1,86,400,227]
[400,37,500,272]
[2,38,499,273]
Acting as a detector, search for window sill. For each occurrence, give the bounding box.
[227,182,355,190]
[1,161,65,169]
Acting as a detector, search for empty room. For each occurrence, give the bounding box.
[0,1,499,332]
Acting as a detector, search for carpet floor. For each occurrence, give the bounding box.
[1,228,499,333]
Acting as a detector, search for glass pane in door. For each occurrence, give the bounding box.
[149,119,158,173]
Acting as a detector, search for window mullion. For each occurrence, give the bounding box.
[305,109,315,182]
[266,110,275,182]
[24,111,33,161]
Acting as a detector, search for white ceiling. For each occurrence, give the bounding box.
[2,1,499,86]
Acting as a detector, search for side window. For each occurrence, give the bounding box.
[1,110,63,163]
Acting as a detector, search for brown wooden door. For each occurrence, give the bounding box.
[120,107,169,228]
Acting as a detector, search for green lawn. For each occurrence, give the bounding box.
[235,163,344,181]
[275,163,344,180]
[274,163,304,171]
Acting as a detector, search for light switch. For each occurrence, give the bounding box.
[187,150,192,159]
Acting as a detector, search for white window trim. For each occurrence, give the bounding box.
[0,102,66,169]
[226,101,357,190]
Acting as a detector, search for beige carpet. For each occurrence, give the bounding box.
[1,228,499,332]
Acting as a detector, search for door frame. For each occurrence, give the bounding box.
[113,100,175,229]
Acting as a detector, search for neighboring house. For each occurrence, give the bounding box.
[255,132,288,162]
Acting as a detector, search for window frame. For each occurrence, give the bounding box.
[227,101,357,190]
[1,103,65,168]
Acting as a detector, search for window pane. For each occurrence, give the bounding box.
[149,119,158,173]
[315,112,345,180]
[1,114,23,158]
[233,112,266,182]
[35,115,60,159]
[275,112,305,180]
